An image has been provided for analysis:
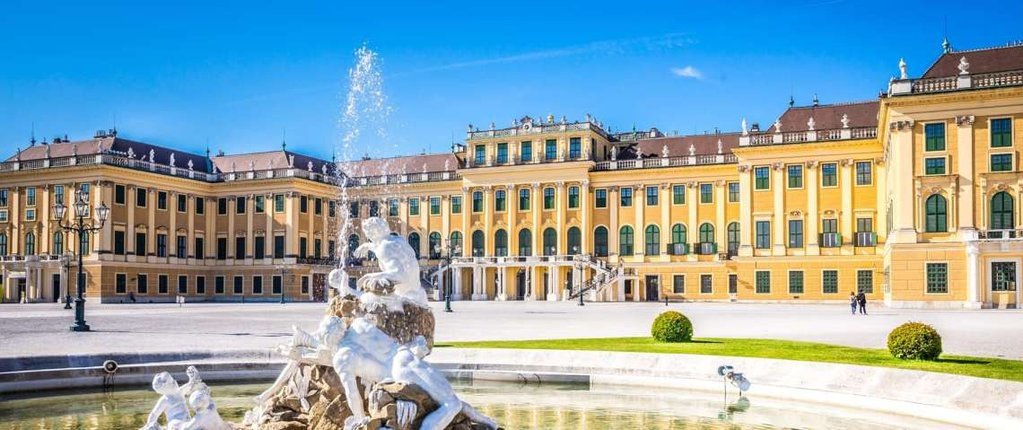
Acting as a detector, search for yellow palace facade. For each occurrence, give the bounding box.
[2,41,1022,308]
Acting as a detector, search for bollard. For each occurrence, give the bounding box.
[665,296,668,306]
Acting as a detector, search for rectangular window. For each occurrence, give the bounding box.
[569,137,581,159]
[450,196,462,214]
[176,235,186,258]
[24,187,35,206]
[315,198,322,215]
[430,196,441,215]
[215,276,225,294]
[755,271,770,294]
[300,196,308,213]
[252,276,263,294]
[545,139,557,160]
[274,235,285,259]
[925,123,945,151]
[216,237,227,260]
[116,273,127,294]
[787,165,803,188]
[672,185,685,204]
[991,118,1013,147]
[519,189,530,210]
[924,157,946,175]
[728,182,739,202]
[314,238,322,258]
[543,188,555,210]
[177,194,187,212]
[136,188,147,207]
[700,183,713,204]
[755,221,770,249]
[54,185,64,205]
[368,201,378,217]
[822,270,838,294]
[700,274,712,294]
[254,236,265,259]
[301,276,310,295]
[254,195,265,213]
[857,270,873,294]
[0,210,7,223]
[236,196,246,214]
[821,163,838,187]
[856,161,872,185]
[621,188,633,207]
[233,276,243,294]
[646,186,658,206]
[195,198,205,215]
[272,275,283,295]
[788,271,804,294]
[235,237,246,260]
[350,201,361,218]
[114,231,126,255]
[25,208,35,221]
[157,191,167,210]
[274,194,285,213]
[568,187,579,209]
[136,232,148,256]
[673,275,685,294]
[926,263,948,293]
[788,220,804,248]
[137,274,148,294]
[595,189,607,208]
[496,143,508,164]
[754,167,770,190]
[991,153,1013,172]
[472,192,483,212]
[114,185,125,205]
[194,237,204,259]
[728,274,737,294]
[217,198,227,215]
[299,237,308,258]
[474,145,485,165]
[196,276,206,295]
[822,218,838,233]
[328,200,336,217]
[177,275,188,294]
[158,275,169,294]
[521,141,532,162]
[409,198,420,215]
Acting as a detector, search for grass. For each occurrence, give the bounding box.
[439,337,1023,383]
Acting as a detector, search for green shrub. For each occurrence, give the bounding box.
[651,311,693,343]
[887,322,942,360]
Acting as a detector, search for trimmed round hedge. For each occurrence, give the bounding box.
[887,322,942,360]
[651,311,693,343]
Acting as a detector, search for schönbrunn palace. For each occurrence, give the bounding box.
[3,42,1023,309]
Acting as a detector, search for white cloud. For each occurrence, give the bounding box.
[670,66,703,79]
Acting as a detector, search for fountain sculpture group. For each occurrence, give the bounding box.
[142,217,499,430]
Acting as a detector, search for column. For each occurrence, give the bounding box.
[547,264,559,301]
[525,267,532,300]
[580,181,590,254]
[635,184,645,258]
[285,192,297,257]
[420,194,429,258]
[505,186,514,252]
[888,120,918,243]
[452,267,463,300]
[806,162,820,255]
[101,183,113,253]
[147,189,156,259]
[483,187,493,256]
[472,266,484,300]
[399,197,409,237]
[187,195,196,260]
[956,115,976,236]
[442,195,451,249]
[715,180,726,251]
[659,183,669,259]
[227,195,236,261]
[875,161,888,244]
[265,194,273,261]
[531,183,542,300]
[556,182,566,256]
[772,163,786,255]
[966,242,981,308]
[169,192,178,258]
[737,166,753,256]
[686,182,697,260]
[609,186,619,258]
[840,159,854,252]
[40,186,50,254]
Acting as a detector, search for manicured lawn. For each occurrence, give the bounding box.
[440,337,1023,383]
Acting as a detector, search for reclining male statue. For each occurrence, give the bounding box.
[351,217,428,310]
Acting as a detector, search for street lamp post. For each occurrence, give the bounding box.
[276,265,289,304]
[54,190,110,332]
[434,240,461,313]
[62,253,73,309]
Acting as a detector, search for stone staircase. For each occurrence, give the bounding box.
[566,258,624,301]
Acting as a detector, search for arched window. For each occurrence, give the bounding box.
[518,229,532,256]
[645,225,660,256]
[408,233,421,259]
[699,223,715,243]
[348,234,360,257]
[494,229,508,256]
[52,232,64,255]
[449,231,463,256]
[671,224,687,245]
[619,226,634,256]
[925,194,948,232]
[567,227,581,255]
[991,191,1015,230]
[0,233,6,256]
[594,226,608,257]
[24,232,35,255]
[428,232,442,259]
[471,230,485,256]
[727,222,740,253]
[543,228,557,255]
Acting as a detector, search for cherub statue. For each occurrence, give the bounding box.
[352,217,428,310]
[181,388,231,430]
[390,336,498,430]
[179,366,208,400]
[140,372,190,430]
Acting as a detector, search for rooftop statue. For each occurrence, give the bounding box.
[898,58,908,80]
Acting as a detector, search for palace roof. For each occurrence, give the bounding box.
[922,43,1023,78]
[340,153,459,177]
[627,132,742,159]
[768,100,879,133]
[211,150,334,175]
[5,136,215,173]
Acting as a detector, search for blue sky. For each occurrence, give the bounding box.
[1,0,1021,160]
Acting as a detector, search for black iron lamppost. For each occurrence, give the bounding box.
[62,253,74,309]
[54,189,110,332]
[435,240,461,313]
[276,264,290,304]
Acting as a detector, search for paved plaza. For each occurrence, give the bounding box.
[1,301,1021,360]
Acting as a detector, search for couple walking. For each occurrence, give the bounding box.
[849,291,867,315]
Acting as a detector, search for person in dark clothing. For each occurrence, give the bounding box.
[129,291,137,303]
[856,291,867,315]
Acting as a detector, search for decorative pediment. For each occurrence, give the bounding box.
[789,210,802,217]
[822,209,836,216]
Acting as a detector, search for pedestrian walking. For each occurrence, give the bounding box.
[856,291,867,315]
[849,292,857,315]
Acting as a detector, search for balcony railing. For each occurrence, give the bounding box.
[820,233,842,248]
[855,232,877,247]
[594,154,737,171]
[667,243,689,255]
[694,242,718,255]
[740,127,877,147]
[892,69,1023,96]
[978,229,1023,240]
[466,120,611,141]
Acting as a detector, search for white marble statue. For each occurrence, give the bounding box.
[958,56,970,75]
[149,149,156,163]
[183,388,231,430]
[170,153,176,167]
[898,58,908,80]
[351,217,428,310]
[187,159,194,171]
[179,366,208,400]
[141,372,190,430]
[257,315,347,404]
[329,267,361,298]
